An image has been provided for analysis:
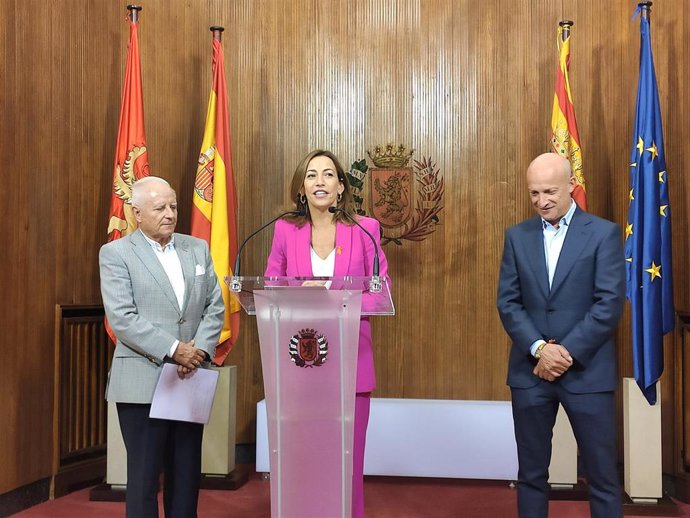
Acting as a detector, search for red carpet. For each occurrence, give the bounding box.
[8,472,690,517]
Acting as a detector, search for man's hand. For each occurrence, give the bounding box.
[177,364,193,379]
[173,340,205,370]
[533,342,573,381]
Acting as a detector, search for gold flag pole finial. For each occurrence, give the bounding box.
[638,2,652,20]
[210,26,225,42]
[127,5,142,23]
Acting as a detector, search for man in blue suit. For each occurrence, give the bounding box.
[497,153,626,518]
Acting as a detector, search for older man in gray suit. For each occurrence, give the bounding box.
[99,176,225,518]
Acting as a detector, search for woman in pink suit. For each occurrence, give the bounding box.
[265,149,389,518]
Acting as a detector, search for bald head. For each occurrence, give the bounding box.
[527,153,571,181]
[131,176,174,207]
[131,176,178,245]
[526,153,575,227]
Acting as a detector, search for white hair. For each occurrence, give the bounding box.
[131,176,173,207]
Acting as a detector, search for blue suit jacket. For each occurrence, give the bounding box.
[497,208,626,393]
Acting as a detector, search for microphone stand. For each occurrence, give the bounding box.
[229,208,305,292]
[328,207,383,293]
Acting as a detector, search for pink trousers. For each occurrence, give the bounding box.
[352,392,371,518]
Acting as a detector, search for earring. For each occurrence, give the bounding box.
[299,193,307,205]
[337,193,342,202]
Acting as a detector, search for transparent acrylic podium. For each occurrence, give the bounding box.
[228,276,394,518]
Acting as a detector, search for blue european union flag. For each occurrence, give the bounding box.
[625,12,674,405]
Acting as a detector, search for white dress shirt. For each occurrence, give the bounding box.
[530,200,577,356]
[140,230,185,356]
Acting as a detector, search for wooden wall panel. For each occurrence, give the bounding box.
[1,0,689,494]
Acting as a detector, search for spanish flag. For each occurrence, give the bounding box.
[191,29,240,365]
[550,21,586,210]
[105,10,150,342]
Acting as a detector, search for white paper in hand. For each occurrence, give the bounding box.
[149,363,219,424]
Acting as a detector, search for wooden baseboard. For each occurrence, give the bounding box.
[0,478,50,518]
[53,456,106,498]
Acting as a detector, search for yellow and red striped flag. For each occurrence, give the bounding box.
[191,29,240,365]
[105,10,150,341]
[550,21,586,210]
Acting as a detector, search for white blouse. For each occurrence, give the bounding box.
[310,247,336,277]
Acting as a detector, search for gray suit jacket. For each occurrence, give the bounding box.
[99,230,225,403]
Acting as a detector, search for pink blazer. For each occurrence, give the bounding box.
[265,216,389,392]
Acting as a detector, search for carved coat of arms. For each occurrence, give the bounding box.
[347,143,444,245]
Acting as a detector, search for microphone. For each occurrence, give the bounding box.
[328,206,382,292]
[229,207,306,292]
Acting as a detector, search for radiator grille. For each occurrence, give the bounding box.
[55,305,112,467]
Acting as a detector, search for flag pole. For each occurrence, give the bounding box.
[623,0,673,505]
[197,24,245,486]
[96,0,150,502]
[127,4,142,22]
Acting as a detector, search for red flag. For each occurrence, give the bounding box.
[550,22,586,210]
[191,33,240,365]
[105,16,150,341]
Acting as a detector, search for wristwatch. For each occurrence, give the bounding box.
[534,342,546,359]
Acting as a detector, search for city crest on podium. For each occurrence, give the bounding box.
[289,328,328,368]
